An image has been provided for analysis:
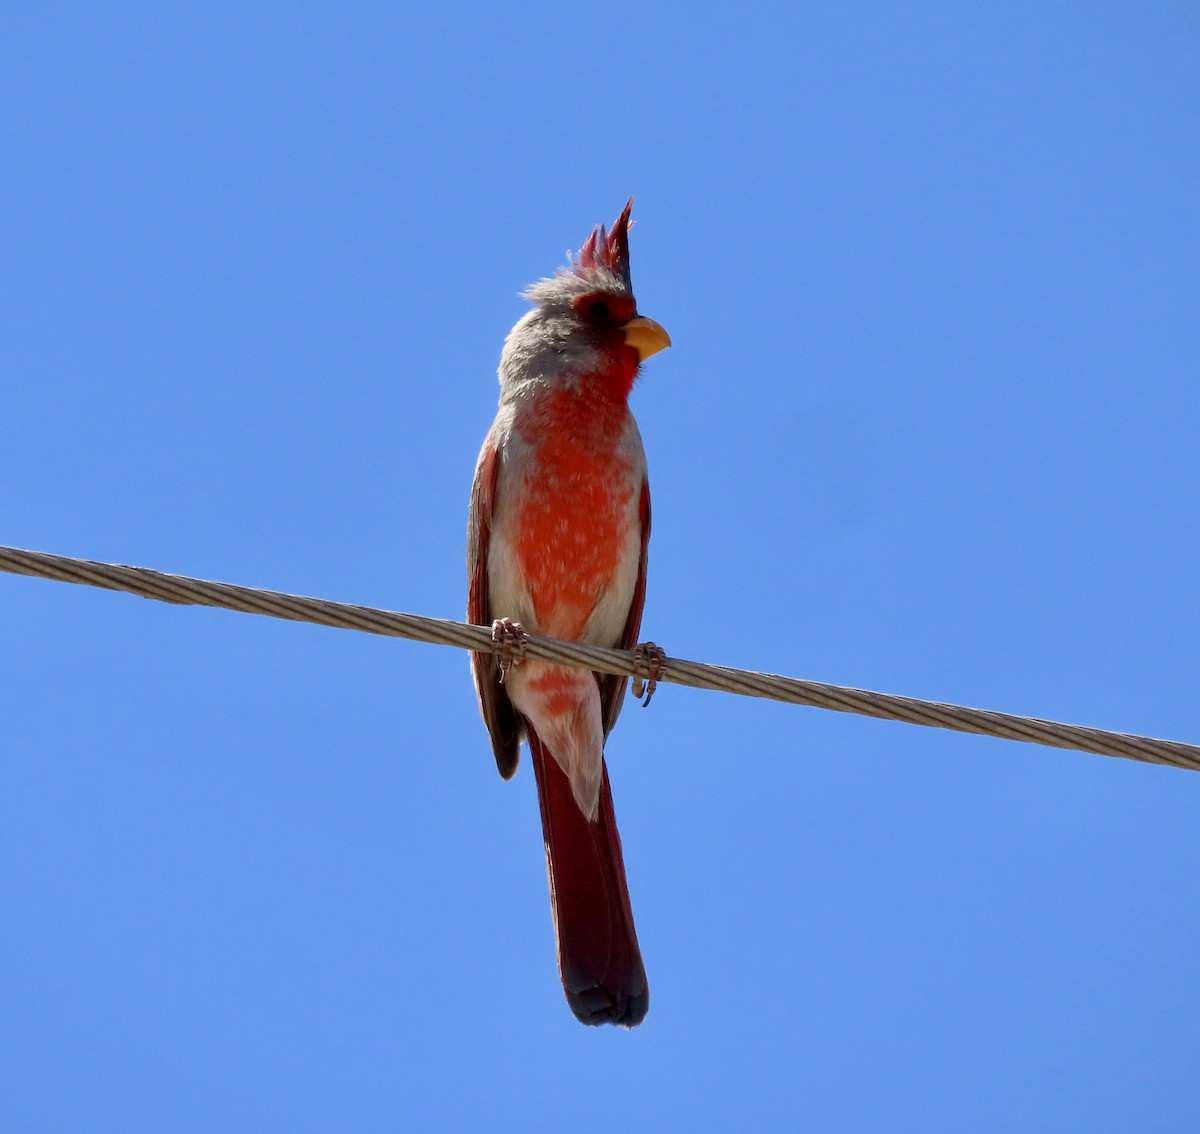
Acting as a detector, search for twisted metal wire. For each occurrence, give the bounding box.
[2,543,1197,773]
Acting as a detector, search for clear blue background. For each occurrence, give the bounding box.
[2,3,1198,1130]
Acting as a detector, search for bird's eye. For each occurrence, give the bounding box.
[572,292,633,327]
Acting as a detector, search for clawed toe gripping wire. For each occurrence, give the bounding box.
[631,642,666,707]
[491,618,527,683]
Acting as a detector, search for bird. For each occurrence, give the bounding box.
[467,199,670,1026]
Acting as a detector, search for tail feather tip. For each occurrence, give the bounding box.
[567,982,649,1028]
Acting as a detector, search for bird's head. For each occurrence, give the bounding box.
[499,199,671,398]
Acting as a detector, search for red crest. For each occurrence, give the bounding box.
[574,198,634,290]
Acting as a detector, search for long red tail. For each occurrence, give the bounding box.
[528,725,648,1026]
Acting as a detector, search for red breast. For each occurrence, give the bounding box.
[511,373,638,639]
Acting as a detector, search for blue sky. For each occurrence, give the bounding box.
[2,3,1198,1130]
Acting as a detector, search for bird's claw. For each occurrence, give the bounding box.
[631,642,667,707]
[491,618,527,683]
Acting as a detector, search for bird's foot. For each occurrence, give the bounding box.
[631,642,667,707]
[491,618,528,683]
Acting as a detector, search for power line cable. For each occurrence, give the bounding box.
[2,543,1196,773]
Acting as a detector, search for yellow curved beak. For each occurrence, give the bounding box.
[623,315,672,361]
